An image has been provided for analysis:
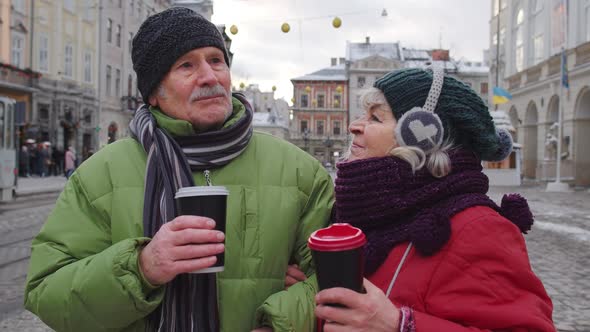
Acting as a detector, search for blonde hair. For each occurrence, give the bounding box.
[344,87,454,177]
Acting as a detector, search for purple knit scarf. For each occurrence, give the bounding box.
[334,149,534,275]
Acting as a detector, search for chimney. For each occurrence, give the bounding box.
[331,58,337,66]
[431,49,450,61]
[365,36,370,44]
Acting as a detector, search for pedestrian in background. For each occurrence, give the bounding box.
[64,146,76,178]
[19,145,30,177]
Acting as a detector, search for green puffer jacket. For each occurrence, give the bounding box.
[24,107,334,332]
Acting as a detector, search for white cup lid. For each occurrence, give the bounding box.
[175,186,229,198]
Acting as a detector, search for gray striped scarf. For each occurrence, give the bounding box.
[129,94,253,332]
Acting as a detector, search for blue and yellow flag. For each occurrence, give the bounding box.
[492,86,512,105]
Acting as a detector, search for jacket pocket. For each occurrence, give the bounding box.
[242,187,260,258]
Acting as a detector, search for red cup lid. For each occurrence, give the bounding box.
[308,223,367,251]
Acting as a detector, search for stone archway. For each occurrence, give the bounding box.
[545,95,560,161]
[574,87,590,186]
[523,102,538,179]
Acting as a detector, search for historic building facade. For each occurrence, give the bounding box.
[490,0,590,186]
[290,61,348,166]
[237,84,290,139]
[0,0,38,145]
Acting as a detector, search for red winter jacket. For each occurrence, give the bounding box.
[368,206,555,332]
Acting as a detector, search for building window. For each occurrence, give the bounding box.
[84,0,94,21]
[12,0,25,13]
[586,6,590,41]
[500,0,507,10]
[300,94,309,108]
[84,52,92,83]
[316,120,324,135]
[531,2,544,64]
[128,74,133,96]
[334,94,342,108]
[317,94,325,108]
[533,35,544,64]
[106,65,112,96]
[357,76,366,88]
[64,0,75,11]
[116,25,121,47]
[129,32,134,51]
[300,120,308,133]
[130,0,134,16]
[11,34,24,68]
[64,44,73,77]
[514,9,525,72]
[39,35,49,72]
[107,19,112,43]
[138,1,142,18]
[333,120,341,135]
[480,82,488,94]
[115,69,121,96]
[493,33,498,46]
[500,27,506,47]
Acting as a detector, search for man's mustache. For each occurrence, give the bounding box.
[189,85,228,102]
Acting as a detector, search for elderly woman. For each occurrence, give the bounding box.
[287,67,554,332]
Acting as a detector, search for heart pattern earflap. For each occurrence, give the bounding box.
[394,65,445,153]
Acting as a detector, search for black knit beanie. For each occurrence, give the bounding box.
[374,68,513,162]
[132,7,230,104]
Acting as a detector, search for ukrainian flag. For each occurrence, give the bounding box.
[493,87,512,105]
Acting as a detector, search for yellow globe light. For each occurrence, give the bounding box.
[312,99,317,106]
[333,99,340,107]
[230,25,238,35]
[272,85,277,91]
[291,97,295,103]
[305,86,311,93]
[239,82,245,89]
[281,22,290,33]
[332,17,342,29]
[336,85,343,93]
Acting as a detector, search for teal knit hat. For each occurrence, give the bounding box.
[374,68,512,162]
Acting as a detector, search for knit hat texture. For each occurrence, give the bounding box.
[132,7,230,104]
[374,68,512,161]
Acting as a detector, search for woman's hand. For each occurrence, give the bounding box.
[315,278,400,332]
[285,264,307,289]
[251,327,272,332]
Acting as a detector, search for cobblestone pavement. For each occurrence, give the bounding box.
[0,185,588,331]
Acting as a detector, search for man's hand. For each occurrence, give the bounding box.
[138,216,225,285]
[285,264,307,289]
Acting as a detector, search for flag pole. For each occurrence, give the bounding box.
[547,1,570,192]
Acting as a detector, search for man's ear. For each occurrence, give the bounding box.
[148,94,158,106]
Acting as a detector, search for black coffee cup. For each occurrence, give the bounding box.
[308,223,366,293]
[175,186,229,273]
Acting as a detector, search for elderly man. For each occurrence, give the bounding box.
[25,7,333,332]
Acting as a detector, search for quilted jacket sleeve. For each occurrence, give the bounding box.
[255,164,334,332]
[413,213,555,332]
[24,172,164,331]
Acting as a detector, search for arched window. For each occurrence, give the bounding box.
[514,8,525,72]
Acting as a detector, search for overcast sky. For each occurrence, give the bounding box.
[212,0,491,103]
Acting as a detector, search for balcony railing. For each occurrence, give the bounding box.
[0,63,40,88]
